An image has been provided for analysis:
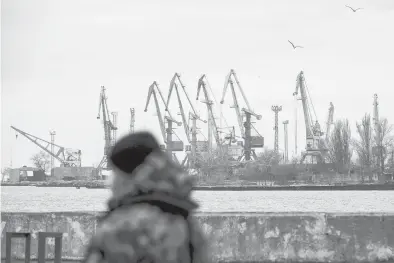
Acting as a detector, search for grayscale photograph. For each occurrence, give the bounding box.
[1,0,394,262]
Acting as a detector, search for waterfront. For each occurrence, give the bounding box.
[2,186,394,213]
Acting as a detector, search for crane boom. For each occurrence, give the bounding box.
[144,81,181,143]
[97,86,117,170]
[294,71,314,138]
[174,84,191,142]
[168,73,200,118]
[166,73,206,143]
[222,72,244,137]
[221,69,261,138]
[325,102,334,142]
[11,126,81,167]
[97,86,117,155]
[231,70,252,110]
[197,75,222,147]
[293,71,326,163]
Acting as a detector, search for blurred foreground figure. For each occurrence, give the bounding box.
[84,132,209,263]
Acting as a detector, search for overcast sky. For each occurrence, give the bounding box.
[2,0,394,168]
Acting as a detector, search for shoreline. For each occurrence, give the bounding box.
[2,182,394,191]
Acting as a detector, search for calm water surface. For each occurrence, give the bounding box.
[1,186,394,213]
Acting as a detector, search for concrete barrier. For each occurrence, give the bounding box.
[1,212,394,262]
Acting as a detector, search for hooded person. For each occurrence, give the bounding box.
[84,131,209,263]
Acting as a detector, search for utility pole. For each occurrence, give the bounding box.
[49,130,56,173]
[283,120,289,163]
[272,105,282,153]
[130,108,135,133]
[111,112,118,146]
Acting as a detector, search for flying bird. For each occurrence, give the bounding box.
[288,40,303,49]
[345,5,363,12]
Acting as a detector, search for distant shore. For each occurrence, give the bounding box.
[2,181,394,191]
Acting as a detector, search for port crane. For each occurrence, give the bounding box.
[97,86,117,171]
[166,73,207,168]
[221,69,264,161]
[197,75,223,151]
[144,81,183,160]
[11,126,82,167]
[293,71,327,164]
[325,102,334,142]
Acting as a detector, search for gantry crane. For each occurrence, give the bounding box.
[97,86,117,170]
[325,102,334,142]
[293,71,327,164]
[221,69,264,161]
[11,126,82,167]
[197,75,223,151]
[144,81,183,160]
[130,108,135,133]
[167,73,207,168]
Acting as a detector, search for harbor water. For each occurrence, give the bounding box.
[1,186,394,213]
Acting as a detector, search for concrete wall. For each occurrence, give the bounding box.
[1,212,394,262]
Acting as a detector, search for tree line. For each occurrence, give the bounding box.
[327,115,394,174]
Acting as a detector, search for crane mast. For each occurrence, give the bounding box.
[11,126,82,167]
[111,112,118,145]
[197,75,222,149]
[144,81,183,159]
[293,71,326,164]
[167,73,206,168]
[97,86,117,170]
[222,72,245,138]
[372,93,383,171]
[325,102,334,142]
[221,69,263,161]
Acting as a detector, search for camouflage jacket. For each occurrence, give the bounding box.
[84,151,209,263]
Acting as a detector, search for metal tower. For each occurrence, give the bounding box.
[272,105,282,153]
[49,130,56,172]
[283,120,289,163]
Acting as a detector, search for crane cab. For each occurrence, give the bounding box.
[168,141,184,151]
[251,136,264,148]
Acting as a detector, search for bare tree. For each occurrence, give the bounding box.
[353,114,373,169]
[327,119,352,172]
[373,118,394,173]
[291,156,299,165]
[388,146,394,171]
[257,148,282,166]
[31,151,51,173]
